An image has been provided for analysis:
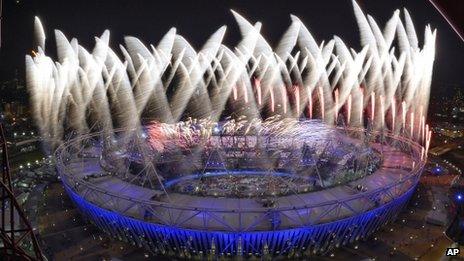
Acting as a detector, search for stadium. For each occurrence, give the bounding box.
[55,119,425,257]
[27,0,435,258]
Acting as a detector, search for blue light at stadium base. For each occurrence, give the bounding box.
[456,193,464,202]
[63,182,417,257]
[432,166,443,175]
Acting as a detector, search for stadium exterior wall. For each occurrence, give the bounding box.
[63,182,416,256]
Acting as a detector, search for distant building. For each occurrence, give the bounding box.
[433,123,464,138]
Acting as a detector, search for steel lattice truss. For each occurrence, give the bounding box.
[0,124,44,260]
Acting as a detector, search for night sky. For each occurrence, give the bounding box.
[1,0,463,95]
